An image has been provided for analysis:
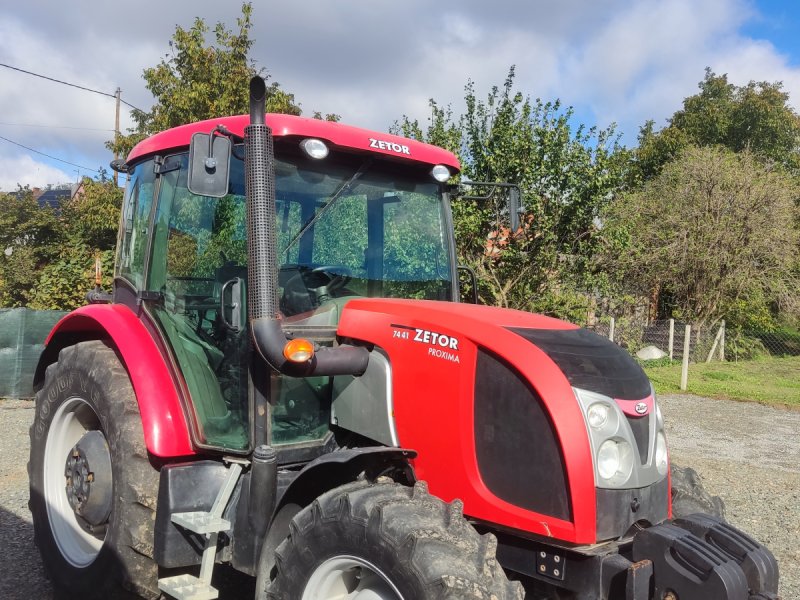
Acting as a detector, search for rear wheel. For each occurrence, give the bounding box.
[29,341,160,599]
[263,479,524,600]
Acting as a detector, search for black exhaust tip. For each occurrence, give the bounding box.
[249,76,266,125]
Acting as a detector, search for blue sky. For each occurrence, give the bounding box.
[2,0,800,190]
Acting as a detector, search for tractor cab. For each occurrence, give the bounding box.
[116,116,458,453]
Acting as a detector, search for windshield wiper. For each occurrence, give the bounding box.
[282,158,374,256]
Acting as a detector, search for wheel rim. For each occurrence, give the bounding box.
[303,556,405,600]
[43,396,110,567]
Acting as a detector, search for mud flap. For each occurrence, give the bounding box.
[632,516,779,600]
[675,514,779,597]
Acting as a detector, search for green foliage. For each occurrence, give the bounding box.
[632,69,800,182]
[602,146,800,327]
[395,67,629,316]
[0,178,121,310]
[108,3,332,159]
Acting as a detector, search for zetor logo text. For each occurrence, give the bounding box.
[369,138,411,155]
[413,328,459,350]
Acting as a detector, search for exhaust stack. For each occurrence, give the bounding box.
[245,76,369,376]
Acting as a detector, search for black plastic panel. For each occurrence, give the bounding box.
[510,327,651,400]
[154,460,230,568]
[595,476,669,541]
[627,414,650,463]
[474,350,571,520]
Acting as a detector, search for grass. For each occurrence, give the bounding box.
[643,355,800,408]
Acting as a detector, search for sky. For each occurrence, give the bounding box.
[2,0,800,191]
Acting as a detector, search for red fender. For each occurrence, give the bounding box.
[44,304,195,458]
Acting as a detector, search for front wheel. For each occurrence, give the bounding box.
[29,341,160,598]
[263,479,524,600]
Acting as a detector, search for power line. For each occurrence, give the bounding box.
[0,62,145,113]
[0,121,115,133]
[0,134,101,174]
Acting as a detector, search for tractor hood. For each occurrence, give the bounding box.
[335,298,664,544]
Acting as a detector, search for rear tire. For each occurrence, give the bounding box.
[29,341,160,599]
[263,479,524,599]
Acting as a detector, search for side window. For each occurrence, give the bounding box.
[116,161,156,288]
[147,154,250,450]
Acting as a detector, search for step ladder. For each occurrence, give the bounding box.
[158,461,244,600]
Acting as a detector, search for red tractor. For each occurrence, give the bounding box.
[29,77,778,599]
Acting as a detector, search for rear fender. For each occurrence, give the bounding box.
[36,304,195,458]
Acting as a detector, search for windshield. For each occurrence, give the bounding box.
[149,147,454,315]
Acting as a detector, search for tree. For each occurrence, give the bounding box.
[0,176,122,310]
[395,68,629,319]
[633,69,800,182]
[27,176,123,310]
[0,189,63,306]
[108,3,334,159]
[601,146,799,327]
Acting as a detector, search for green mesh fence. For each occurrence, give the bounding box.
[0,308,67,399]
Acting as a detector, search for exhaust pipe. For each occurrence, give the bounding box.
[245,76,369,376]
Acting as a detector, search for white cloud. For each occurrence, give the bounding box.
[0,155,72,191]
[3,0,800,169]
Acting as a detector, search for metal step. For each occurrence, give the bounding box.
[158,574,219,600]
[159,461,244,600]
[171,511,231,535]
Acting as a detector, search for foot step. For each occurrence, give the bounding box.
[171,511,231,535]
[158,574,219,600]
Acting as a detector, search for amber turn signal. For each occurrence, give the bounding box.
[283,338,315,363]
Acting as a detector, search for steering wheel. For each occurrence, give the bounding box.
[310,265,352,295]
[280,265,353,316]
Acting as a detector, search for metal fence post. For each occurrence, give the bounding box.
[719,320,725,361]
[680,324,691,391]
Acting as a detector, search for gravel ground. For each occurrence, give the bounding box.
[1,395,797,599]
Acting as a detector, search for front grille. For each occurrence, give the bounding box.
[626,414,650,463]
[474,349,571,521]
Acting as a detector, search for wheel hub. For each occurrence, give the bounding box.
[64,430,112,527]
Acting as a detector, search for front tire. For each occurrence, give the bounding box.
[263,479,523,600]
[29,341,160,599]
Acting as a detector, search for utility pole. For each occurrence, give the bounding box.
[114,87,121,185]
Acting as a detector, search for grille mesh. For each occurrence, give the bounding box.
[626,414,650,463]
[244,123,278,320]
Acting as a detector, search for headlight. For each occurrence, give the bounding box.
[587,403,609,429]
[300,138,329,159]
[655,431,668,476]
[597,439,634,484]
[431,164,451,182]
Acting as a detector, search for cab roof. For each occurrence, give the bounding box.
[126,113,460,171]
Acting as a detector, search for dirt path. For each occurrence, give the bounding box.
[1,395,797,598]
[660,394,800,599]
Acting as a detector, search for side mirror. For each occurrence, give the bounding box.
[188,131,232,198]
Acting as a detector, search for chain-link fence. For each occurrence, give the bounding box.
[588,315,800,364]
[0,308,66,399]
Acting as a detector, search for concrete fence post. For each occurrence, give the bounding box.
[668,318,675,360]
[609,317,615,343]
[680,324,691,391]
